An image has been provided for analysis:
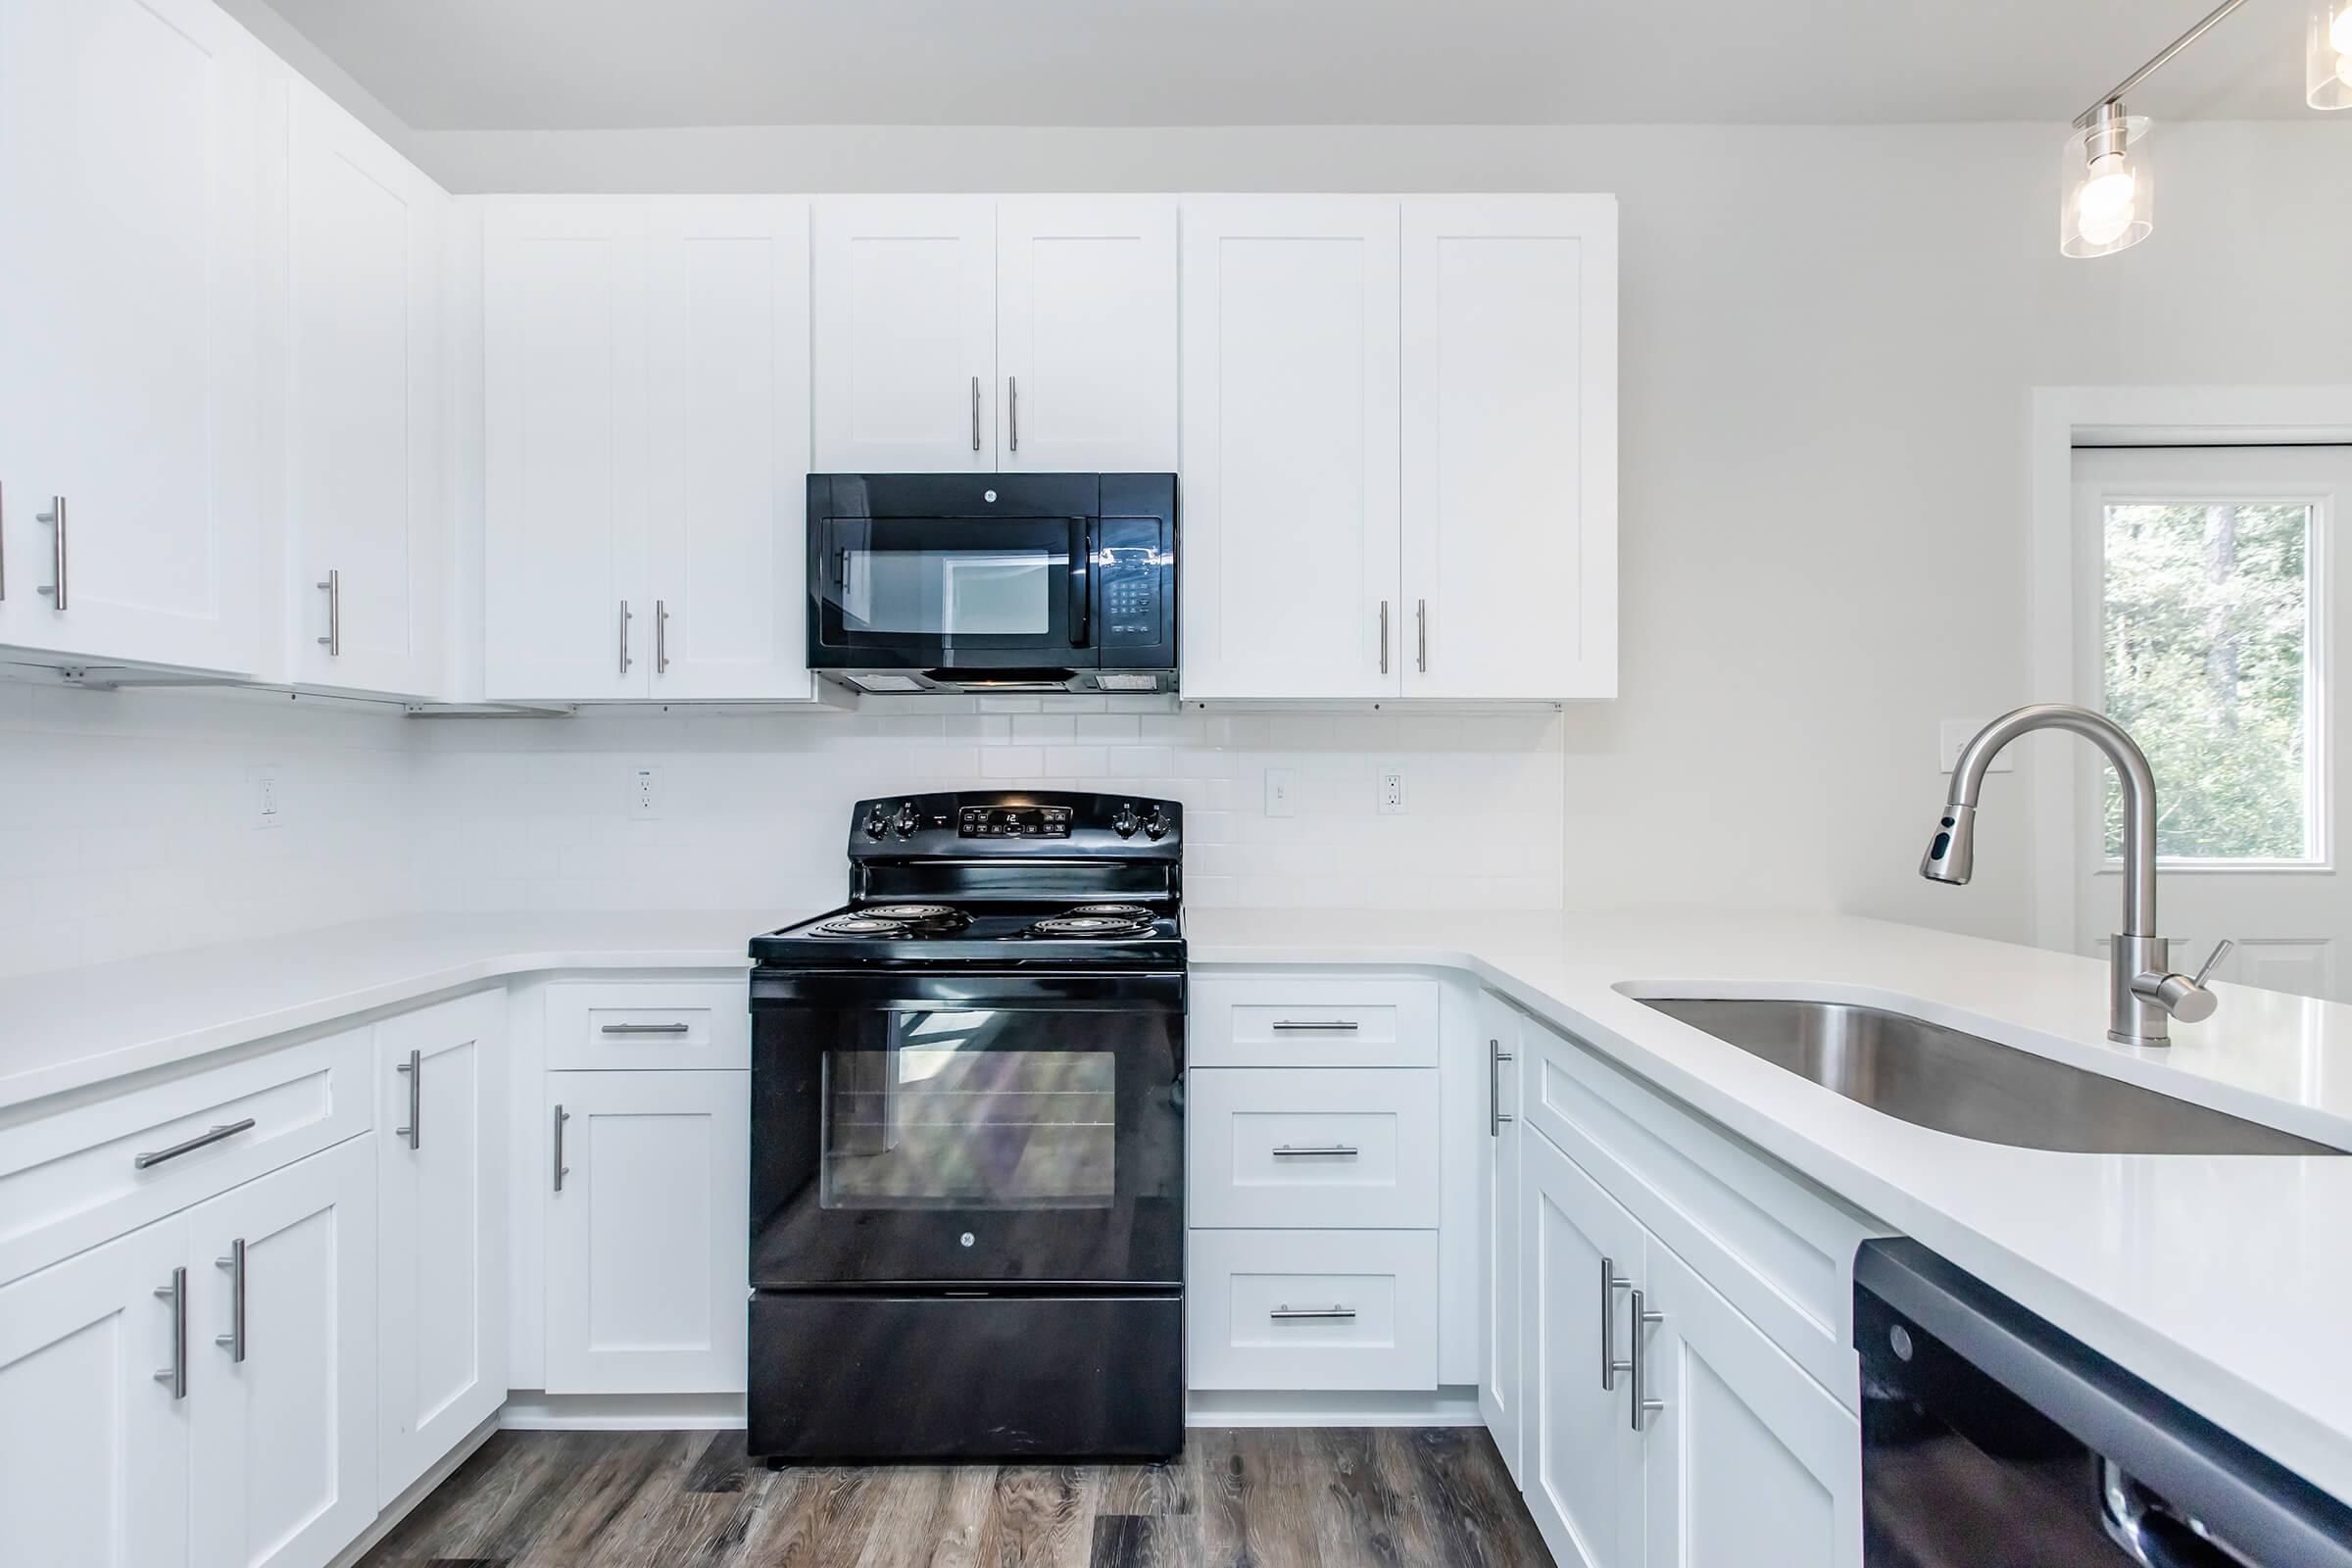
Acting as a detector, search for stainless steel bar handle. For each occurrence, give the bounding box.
[1379,600,1391,674]
[1270,1019,1359,1032]
[135,1118,257,1170]
[655,600,669,675]
[1271,1145,1359,1157]
[317,568,340,655]
[601,1021,692,1035]
[1629,1288,1665,1429]
[1601,1256,1635,1389]
[553,1104,570,1192]
[1270,1305,1357,1320]
[618,601,632,674]
[1008,375,1018,453]
[155,1266,188,1397]
[971,376,982,452]
[1490,1039,1516,1137]
[395,1048,421,1150]
[1416,599,1428,673]
[37,495,66,610]
[214,1238,246,1363]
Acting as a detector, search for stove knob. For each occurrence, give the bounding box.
[1142,807,1170,840]
[894,802,918,838]
[1111,805,1139,839]
[862,807,889,839]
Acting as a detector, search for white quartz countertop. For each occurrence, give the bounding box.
[8,905,2352,1505]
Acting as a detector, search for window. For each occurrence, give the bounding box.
[2101,500,2317,861]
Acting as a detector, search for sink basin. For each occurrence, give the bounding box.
[1638,997,2340,1155]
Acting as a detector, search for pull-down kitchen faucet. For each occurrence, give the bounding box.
[1921,704,2230,1046]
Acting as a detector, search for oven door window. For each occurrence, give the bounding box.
[822,1010,1115,1210]
[815,516,1082,653]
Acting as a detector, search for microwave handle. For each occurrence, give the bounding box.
[1069,520,1092,648]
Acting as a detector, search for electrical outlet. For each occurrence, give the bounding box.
[1376,763,1407,815]
[1939,718,2014,774]
[250,770,282,831]
[1264,767,1296,818]
[630,766,662,819]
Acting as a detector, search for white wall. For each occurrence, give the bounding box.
[0,684,422,980]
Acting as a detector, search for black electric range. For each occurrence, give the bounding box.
[745,791,1186,1464]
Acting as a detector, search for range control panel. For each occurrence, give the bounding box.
[958,804,1074,839]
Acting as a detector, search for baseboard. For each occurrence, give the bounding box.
[1186,1387,1485,1428]
[323,1412,500,1568]
[498,1390,749,1430]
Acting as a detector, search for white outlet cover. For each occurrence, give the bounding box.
[630,765,662,818]
[1939,719,2014,774]
[247,768,282,831]
[1264,767,1296,817]
[1377,762,1407,815]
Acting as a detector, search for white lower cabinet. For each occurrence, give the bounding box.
[0,1215,195,1568]
[188,1137,377,1568]
[1477,993,1524,1484]
[543,1069,748,1394]
[375,991,505,1505]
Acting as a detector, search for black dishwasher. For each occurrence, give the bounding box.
[1855,1239,2352,1568]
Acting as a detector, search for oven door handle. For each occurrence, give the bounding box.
[751,968,1184,1010]
[1069,519,1092,649]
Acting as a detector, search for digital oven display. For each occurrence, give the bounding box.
[958,806,1074,839]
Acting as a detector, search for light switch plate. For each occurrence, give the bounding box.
[1940,719,2014,774]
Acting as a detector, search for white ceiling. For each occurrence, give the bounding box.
[256,0,2326,128]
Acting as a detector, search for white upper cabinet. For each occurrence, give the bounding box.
[1180,198,1403,701]
[483,200,652,700]
[282,80,448,700]
[996,198,1178,471]
[0,0,263,674]
[1402,197,1617,701]
[811,198,997,471]
[645,199,817,700]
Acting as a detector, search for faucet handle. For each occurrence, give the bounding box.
[2191,939,2234,989]
[2132,940,2231,1026]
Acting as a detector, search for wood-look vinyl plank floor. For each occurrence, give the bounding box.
[360,1427,1552,1568]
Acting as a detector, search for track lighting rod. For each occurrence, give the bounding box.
[2076,0,2252,124]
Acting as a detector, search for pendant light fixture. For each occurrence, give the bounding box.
[2059,0,2250,259]
[2312,0,2352,109]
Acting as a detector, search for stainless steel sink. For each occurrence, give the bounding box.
[1638,997,2341,1155]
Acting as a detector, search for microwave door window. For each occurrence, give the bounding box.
[839,547,1056,638]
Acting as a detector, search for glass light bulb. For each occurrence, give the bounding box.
[2078,154,2136,223]
[2333,3,2352,53]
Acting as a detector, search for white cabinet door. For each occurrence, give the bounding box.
[188,1137,376,1568]
[1179,198,1402,700]
[1402,197,1617,701]
[375,992,504,1506]
[1640,1241,1862,1568]
[996,198,1178,471]
[811,198,996,471]
[1477,993,1524,1482]
[0,1216,193,1568]
[545,1071,748,1395]
[645,198,817,701]
[1521,1127,1646,1568]
[483,199,650,700]
[284,80,447,699]
[0,0,261,674]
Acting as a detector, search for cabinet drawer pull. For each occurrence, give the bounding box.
[1601,1255,1634,1389]
[618,600,633,675]
[971,375,982,453]
[1270,1144,1359,1158]
[1416,597,1428,673]
[395,1048,422,1149]
[1270,1304,1356,1321]
[1007,375,1019,453]
[554,1104,571,1192]
[134,1118,256,1170]
[215,1238,246,1363]
[1379,599,1390,674]
[600,1021,693,1035]
[1630,1288,1665,1429]
[37,495,67,611]
[1269,1019,1359,1032]
[154,1267,187,1398]
[317,568,340,655]
[1490,1038,1516,1138]
[655,599,670,674]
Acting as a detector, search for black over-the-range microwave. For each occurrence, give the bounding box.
[805,472,1176,696]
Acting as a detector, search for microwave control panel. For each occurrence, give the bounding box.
[1099,516,1169,651]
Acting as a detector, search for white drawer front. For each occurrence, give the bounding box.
[545,979,750,1069]
[0,1025,373,1285]
[1189,1229,1438,1391]
[1190,1068,1440,1229]
[1191,975,1439,1067]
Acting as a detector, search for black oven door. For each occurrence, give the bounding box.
[749,968,1182,1289]
[808,514,1093,670]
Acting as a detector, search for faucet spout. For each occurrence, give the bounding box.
[1923,704,2210,1046]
